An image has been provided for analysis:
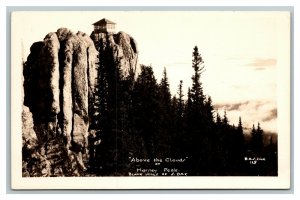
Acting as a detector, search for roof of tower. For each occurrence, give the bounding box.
[92,18,116,25]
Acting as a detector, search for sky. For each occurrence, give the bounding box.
[11,11,290,133]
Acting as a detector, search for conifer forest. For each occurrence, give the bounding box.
[87,46,277,176]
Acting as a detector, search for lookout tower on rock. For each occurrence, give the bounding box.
[93,18,116,33]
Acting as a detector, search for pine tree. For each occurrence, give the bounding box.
[159,67,171,120]
[159,67,171,103]
[251,124,256,137]
[172,81,185,157]
[251,122,264,154]
[186,46,208,174]
[157,67,172,156]
[216,112,222,127]
[185,87,192,117]
[177,80,184,118]
[190,46,205,108]
[222,111,229,126]
[255,122,264,153]
[181,87,192,158]
[237,116,245,152]
[188,46,206,136]
[133,65,160,160]
[204,96,214,126]
[91,35,130,175]
[170,96,178,124]
[170,95,178,128]
[228,117,245,172]
[237,117,243,135]
[220,110,230,171]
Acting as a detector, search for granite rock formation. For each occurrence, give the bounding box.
[23,28,98,176]
[22,27,140,176]
[91,31,139,77]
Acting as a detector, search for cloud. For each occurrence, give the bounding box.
[262,108,277,122]
[214,100,277,133]
[214,100,276,113]
[214,101,250,111]
[245,58,277,70]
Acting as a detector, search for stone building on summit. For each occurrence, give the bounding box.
[93,18,116,33]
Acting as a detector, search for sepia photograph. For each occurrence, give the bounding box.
[11,10,290,189]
